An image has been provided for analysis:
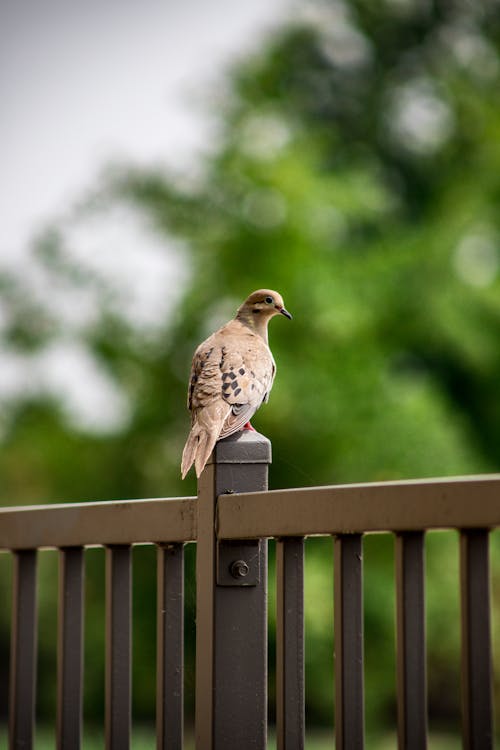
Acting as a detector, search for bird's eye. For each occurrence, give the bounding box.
[265,296,273,304]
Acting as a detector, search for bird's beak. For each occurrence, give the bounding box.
[278,306,292,320]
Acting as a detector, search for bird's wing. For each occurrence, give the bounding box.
[182,334,232,478]
[217,333,275,438]
[188,326,275,433]
[187,334,224,413]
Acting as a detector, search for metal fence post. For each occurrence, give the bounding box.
[195,430,271,750]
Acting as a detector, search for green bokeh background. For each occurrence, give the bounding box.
[1,0,500,736]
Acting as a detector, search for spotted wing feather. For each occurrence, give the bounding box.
[218,340,274,438]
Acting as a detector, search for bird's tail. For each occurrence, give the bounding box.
[181,424,218,479]
[181,403,230,479]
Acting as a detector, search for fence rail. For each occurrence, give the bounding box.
[0,496,196,549]
[1,431,498,749]
[217,474,500,537]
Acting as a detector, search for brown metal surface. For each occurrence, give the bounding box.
[276,537,305,750]
[217,475,500,539]
[156,543,184,750]
[195,430,271,750]
[194,462,217,750]
[216,539,261,586]
[105,545,132,750]
[57,547,85,750]
[9,549,38,750]
[2,449,499,750]
[334,534,364,750]
[395,532,427,750]
[460,529,493,749]
[0,496,196,550]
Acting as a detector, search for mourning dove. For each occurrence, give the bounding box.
[181,289,292,479]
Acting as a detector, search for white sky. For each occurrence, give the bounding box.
[0,0,292,432]
[0,0,291,259]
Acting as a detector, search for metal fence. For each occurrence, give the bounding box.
[1,430,498,749]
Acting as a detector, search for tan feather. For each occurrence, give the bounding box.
[181,289,292,478]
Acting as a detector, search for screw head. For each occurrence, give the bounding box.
[230,559,250,579]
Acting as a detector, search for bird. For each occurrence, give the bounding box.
[181,289,292,479]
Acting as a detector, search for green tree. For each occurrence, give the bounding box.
[1,0,500,731]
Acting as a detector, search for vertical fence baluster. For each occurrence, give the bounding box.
[105,545,132,750]
[276,537,305,750]
[156,543,184,750]
[334,534,364,750]
[9,549,38,750]
[460,529,493,750]
[57,547,85,750]
[395,532,427,750]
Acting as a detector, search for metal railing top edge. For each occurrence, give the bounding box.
[0,494,196,514]
[216,473,500,539]
[244,472,500,495]
[0,496,197,550]
[2,471,500,549]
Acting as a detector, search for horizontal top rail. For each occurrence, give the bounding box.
[216,474,500,540]
[1,473,500,550]
[0,496,197,550]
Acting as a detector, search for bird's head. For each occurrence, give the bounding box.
[237,289,293,323]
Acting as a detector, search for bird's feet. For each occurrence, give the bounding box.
[243,422,256,431]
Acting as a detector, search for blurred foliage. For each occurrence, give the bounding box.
[1,0,500,732]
